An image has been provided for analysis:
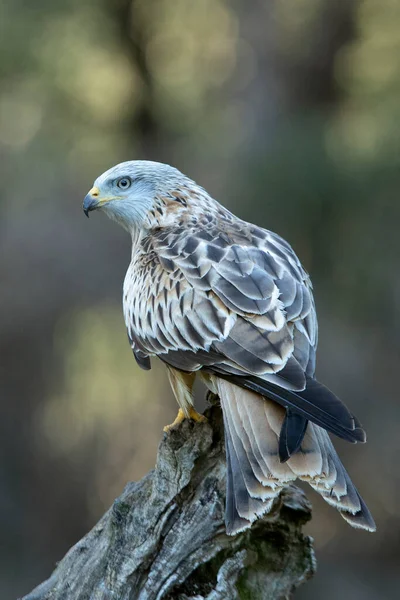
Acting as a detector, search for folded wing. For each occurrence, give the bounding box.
[125,216,366,457]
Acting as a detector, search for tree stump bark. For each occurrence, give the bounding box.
[21,405,315,600]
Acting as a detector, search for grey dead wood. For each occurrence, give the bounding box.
[21,404,316,600]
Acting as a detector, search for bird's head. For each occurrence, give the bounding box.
[83,160,194,234]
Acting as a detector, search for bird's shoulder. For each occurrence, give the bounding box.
[147,203,312,299]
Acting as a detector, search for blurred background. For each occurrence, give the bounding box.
[0,0,399,597]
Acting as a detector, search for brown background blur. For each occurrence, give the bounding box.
[0,0,399,598]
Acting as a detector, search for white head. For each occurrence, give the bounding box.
[83,160,194,233]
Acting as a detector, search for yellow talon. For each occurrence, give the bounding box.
[163,408,186,432]
[189,406,208,424]
[163,407,207,432]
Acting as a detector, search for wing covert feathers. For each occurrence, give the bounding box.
[217,379,376,536]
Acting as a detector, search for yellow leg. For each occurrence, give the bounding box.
[188,406,208,424]
[163,406,207,433]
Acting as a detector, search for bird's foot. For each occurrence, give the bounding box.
[163,407,207,433]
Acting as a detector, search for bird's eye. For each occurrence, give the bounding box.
[117,177,132,190]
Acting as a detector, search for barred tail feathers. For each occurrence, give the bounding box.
[217,378,376,535]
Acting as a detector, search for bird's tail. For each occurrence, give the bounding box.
[216,378,376,535]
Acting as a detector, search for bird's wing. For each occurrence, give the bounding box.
[150,217,317,382]
[125,215,364,450]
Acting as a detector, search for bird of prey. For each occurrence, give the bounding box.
[83,160,375,535]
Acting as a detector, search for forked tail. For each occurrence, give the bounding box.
[217,378,376,535]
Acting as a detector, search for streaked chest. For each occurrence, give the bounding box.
[123,248,161,336]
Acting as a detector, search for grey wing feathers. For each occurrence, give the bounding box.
[134,350,151,370]
[215,371,366,446]
[128,332,151,370]
[153,221,317,382]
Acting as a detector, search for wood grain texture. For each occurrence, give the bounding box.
[21,404,315,600]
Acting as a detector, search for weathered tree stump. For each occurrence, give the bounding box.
[21,405,315,600]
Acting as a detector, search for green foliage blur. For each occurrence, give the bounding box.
[0,0,399,598]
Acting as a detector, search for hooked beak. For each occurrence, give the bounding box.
[83,187,100,218]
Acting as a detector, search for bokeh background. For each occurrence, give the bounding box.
[1,0,399,597]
